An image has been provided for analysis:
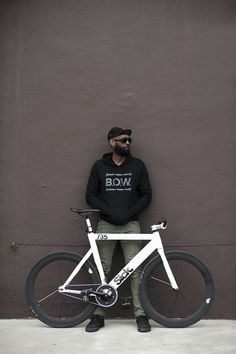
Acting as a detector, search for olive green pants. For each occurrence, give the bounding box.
[94,219,146,317]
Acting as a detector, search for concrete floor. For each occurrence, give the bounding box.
[0,319,235,354]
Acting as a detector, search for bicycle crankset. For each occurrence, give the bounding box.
[94,285,118,307]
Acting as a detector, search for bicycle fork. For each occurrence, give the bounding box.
[157,248,179,291]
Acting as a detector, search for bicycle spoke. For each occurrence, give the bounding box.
[169,292,178,318]
[178,290,192,315]
[38,290,59,304]
[151,276,172,287]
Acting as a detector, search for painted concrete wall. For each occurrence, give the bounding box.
[0,0,235,318]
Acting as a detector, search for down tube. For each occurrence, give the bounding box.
[109,239,157,289]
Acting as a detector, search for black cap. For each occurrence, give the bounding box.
[107,127,132,140]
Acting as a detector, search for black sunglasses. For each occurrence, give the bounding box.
[113,137,132,144]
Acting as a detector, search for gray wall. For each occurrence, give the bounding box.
[0,0,235,318]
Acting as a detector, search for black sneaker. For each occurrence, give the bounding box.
[136,315,151,332]
[85,315,105,332]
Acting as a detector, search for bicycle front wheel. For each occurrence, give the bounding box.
[140,251,214,328]
[26,252,100,328]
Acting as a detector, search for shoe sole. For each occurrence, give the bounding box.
[85,325,104,332]
[138,328,151,332]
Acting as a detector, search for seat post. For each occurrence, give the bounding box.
[85,217,93,233]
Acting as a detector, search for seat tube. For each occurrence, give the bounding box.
[85,218,106,284]
[88,234,106,284]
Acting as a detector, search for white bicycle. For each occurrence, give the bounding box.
[26,209,214,328]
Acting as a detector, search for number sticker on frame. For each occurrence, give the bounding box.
[97,234,108,240]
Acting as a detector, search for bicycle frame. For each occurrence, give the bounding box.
[59,218,179,297]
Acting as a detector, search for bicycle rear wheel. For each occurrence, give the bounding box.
[26,252,100,328]
[140,251,214,328]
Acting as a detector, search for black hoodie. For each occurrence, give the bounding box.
[86,153,152,225]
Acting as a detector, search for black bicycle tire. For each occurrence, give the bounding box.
[25,252,100,328]
[140,251,214,328]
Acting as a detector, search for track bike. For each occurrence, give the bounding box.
[26,209,214,328]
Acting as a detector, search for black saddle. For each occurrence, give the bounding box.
[70,208,101,217]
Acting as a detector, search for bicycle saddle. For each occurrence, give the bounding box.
[70,208,101,217]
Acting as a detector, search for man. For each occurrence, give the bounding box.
[85,127,152,332]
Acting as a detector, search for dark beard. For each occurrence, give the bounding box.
[114,145,130,156]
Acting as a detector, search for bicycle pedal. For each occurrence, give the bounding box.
[120,296,132,310]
